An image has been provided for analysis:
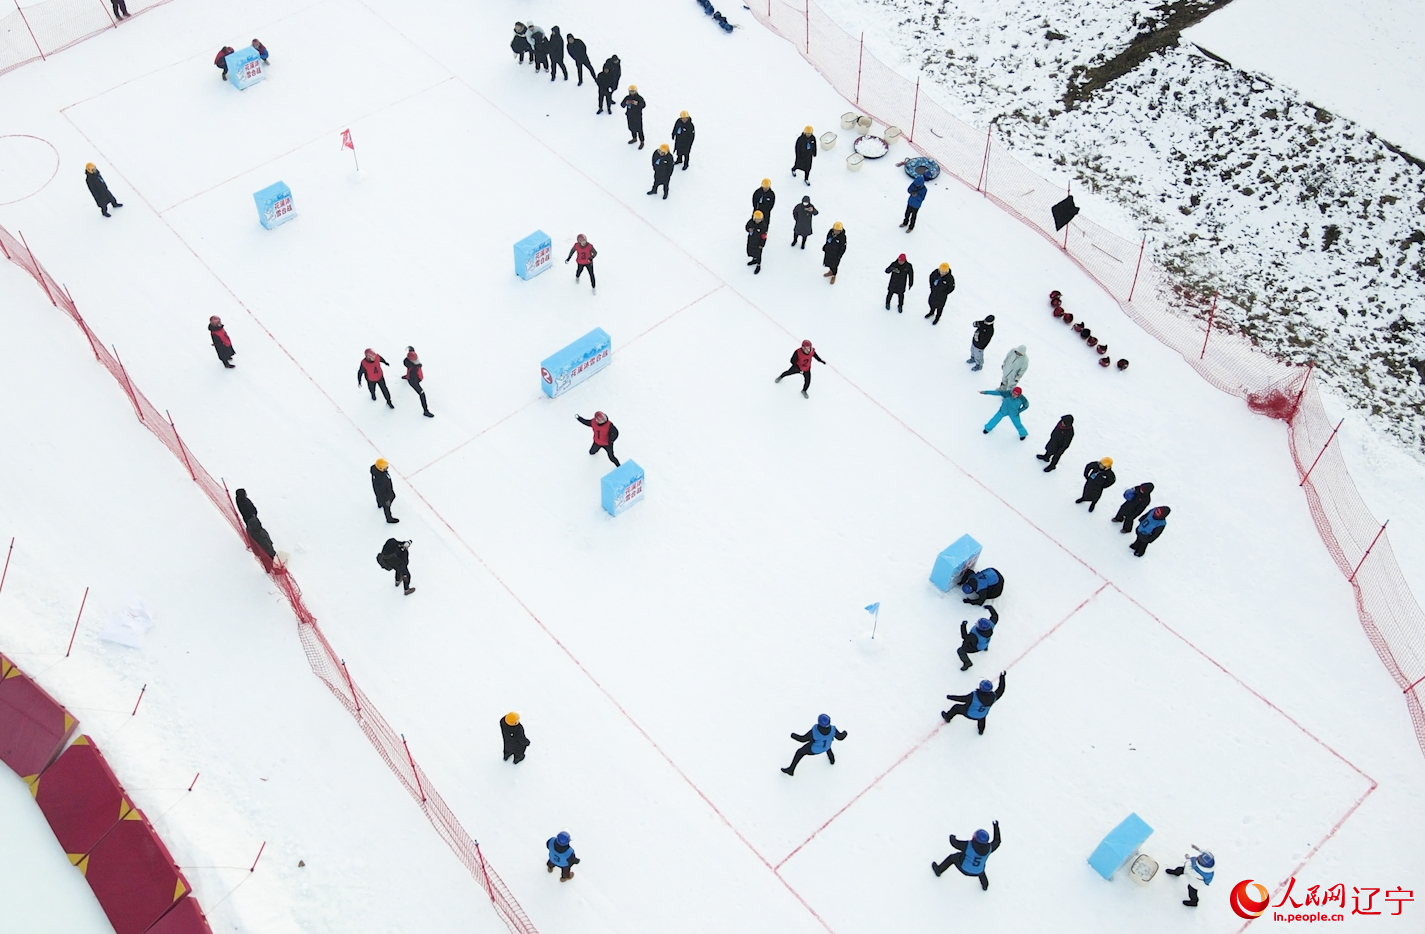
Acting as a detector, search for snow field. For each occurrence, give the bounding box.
[1,0,1423,930]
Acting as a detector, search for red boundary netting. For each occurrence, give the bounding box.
[0,0,178,79]
[751,0,1425,755]
[0,225,538,934]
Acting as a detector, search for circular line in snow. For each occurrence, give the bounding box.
[0,135,60,206]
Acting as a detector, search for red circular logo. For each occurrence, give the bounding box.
[540,367,552,384]
[1230,879,1270,919]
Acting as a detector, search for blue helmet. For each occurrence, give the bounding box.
[973,829,990,845]
[817,713,831,728]
[975,618,993,633]
[978,679,993,692]
[555,831,570,846]
[961,582,976,594]
[1197,851,1215,869]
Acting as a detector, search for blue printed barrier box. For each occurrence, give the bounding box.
[514,230,553,280]
[929,534,982,592]
[226,46,266,90]
[601,461,645,517]
[540,328,610,398]
[253,181,296,230]
[1087,813,1153,880]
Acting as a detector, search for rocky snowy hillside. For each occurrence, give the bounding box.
[819,0,1425,453]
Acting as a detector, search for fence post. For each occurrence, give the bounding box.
[401,734,427,802]
[0,537,12,596]
[166,411,198,481]
[95,0,116,27]
[804,0,809,54]
[910,78,920,142]
[1289,360,1315,419]
[855,33,863,105]
[1126,235,1146,302]
[0,231,10,260]
[1062,181,1071,250]
[1198,294,1217,360]
[1298,418,1344,487]
[976,126,992,192]
[65,587,89,657]
[13,1,44,61]
[340,659,361,715]
[475,844,498,906]
[17,231,55,304]
[110,345,145,421]
[64,286,102,360]
[1348,521,1389,583]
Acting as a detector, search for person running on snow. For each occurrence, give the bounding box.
[1164,845,1214,906]
[214,46,235,79]
[781,713,846,775]
[84,163,123,217]
[1036,414,1075,472]
[208,316,235,368]
[1075,458,1116,511]
[999,345,1029,391]
[565,234,597,293]
[960,567,1004,605]
[671,111,695,169]
[775,339,825,399]
[1131,506,1170,556]
[967,315,995,370]
[901,165,928,231]
[956,606,998,670]
[932,821,1002,888]
[621,85,646,148]
[924,263,955,324]
[377,537,415,594]
[745,210,768,274]
[565,32,594,85]
[942,672,1006,734]
[791,196,818,248]
[546,832,579,881]
[792,126,817,185]
[576,411,620,466]
[401,347,434,417]
[546,26,568,81]
[821,222,846,283]
[1112,482,1154,533]
[648,144,675,199]
[234,489,276,571]
[981,386,1029,439]
[752,179,777,224]
[884,254,914,312]
[371,458,399,523]
[358,349,394,408]
[500,712,530,764]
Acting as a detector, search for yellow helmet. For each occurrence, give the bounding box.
[804,125,814,134]
[752,210,764,220]
[832,221,843,231]
[680,110,689,118]
[761,178,771,187]
[374,458,389,471]
[504,712,520,726]
[1100,457,1114,468]
[939,262,950,273]
[85,162,96,172]
[659,143,669,152]
[628,84,637,92]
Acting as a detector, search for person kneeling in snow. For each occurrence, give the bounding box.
[956,607,997,671]
[942,672,1006,735]
[1164,846,1214,907]
[781,714,846,775]
[960,567,1004,605]
[932,821,1001,889]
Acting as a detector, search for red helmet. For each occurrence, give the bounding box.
[897,253,906,262]
[594,411,607,423]
[209,315,221,324]
[1010,386,1023,397]
[801,339,812,349]
[364,348,377,359]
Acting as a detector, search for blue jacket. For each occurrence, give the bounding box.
[969,569,1001,592]
[948,672,1006,719]
[1136,508,1170,542]
[906,177,928,208]
[547,839,577,868]
[1188,854,1214,886]
[983,388,1028,415]
[792,723,847,754]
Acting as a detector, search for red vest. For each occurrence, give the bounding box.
[361,357,384,381]
[797,347,815,372]
[211,326,231,347]
[591,419,612,445]
[573,242,595,264]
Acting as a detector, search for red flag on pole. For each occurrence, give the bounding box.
[341,129,354,150]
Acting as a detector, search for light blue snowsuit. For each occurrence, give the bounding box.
[981,389,1028,438]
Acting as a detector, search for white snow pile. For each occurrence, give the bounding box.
[818,0,1425,453]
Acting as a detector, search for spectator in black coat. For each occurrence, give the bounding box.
[511,23,531,64]
[531,27,549,73]
[884,254,914,312]
[379,538,415,594]
[671,111,695,169]
[967,315,995,370]
[648,144,675,198]
[792,127,817,185]
[371,458,399,523]
[208,315,235,368]
[595,67,617,114]
[1112,482,1154,532]
[547,26,567,81]
[746,211,767,273]
[791,196,818,248]
[565,33,593,84]
[621,86,646,147]
[234,489,276,570]
[1036,414,1075,472]
[924,263,955,324]
[84,163,123,217]
[500,712,530,763]
[752,180,776,223]
[822,223,846,282]
[602,54,621,90]
[1076,458,1116,511]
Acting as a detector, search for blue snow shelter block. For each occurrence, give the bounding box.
[253,181,296,230]
[226,45,266,90]
[1088,813,1153,880]
[601,461,645,516]
[540,327,611,398]
[929,534,982,592]
[514,230,554,280]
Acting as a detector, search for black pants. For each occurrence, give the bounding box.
[534,55,547,73]
[674,147,691,169]
[650,175,670,197]
[589,442,620,466]
[932,852,988,888]
[549,58,567,80]
[628,121,645,143]
[902,205,920,230]
[886,288,905,310]
[378,495,397,522]
[748,245,764,267]
[778,366,811,391]
[1076,485,1105,510]
[1112,503,1142,532]
[784,743,833,774]
[1037,448,1065,471]
[926,300,946,323]
[792,234,808,248]
[956,643,980,670]
[406,379,431,415]
[392,565,411,588]
[597,87,615,112]
[825,259,841,275]
[111,0,128,16]
[367,377,392,405]
[573,58,593,84]
[1131,534,1154,557]
[547,861,574,880]
[575,262,596,288]
[794,163,812,182]
[942,704,989,734]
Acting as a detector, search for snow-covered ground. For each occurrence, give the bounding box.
[1,0,1423,932]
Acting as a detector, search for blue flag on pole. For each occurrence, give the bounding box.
[865,602,880,615]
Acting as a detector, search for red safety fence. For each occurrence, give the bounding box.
[752,0,1425,755]
[0,224,539,934]
[0,0,178,78]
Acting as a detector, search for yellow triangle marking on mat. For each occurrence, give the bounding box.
[63,713,75,732]
[71,854,89,875]
[25,775,39,796]
[120,799,137,820]
[174,878,188,901]
[73,735,90,746]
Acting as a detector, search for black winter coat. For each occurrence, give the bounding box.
[84,170,114,206]
[380,538,410,574]
[652,149,675,179]
[548,29,565,63]
[603,56,621,88]
[1114,482,1155,521]
[1044,417,1075,455]
[884,260,914,292]
[620,92,646,128]
[928,269,956,304]
[672,117,695,152]
[822,229,846,264]
[746,216,768,254]
[1082,462,1117,492]
[793,133,817,170]
[500,717,530,757]
[371,465,395,506]
[235,491,259,526]
[566,36,590,66]
[752,186,776,217]
[972,319,995,350]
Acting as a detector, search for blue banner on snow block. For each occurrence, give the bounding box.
[601,461,645,516]
[514,230,553,280]
[929,534,982,592]
[226,46,266,90]
[1087,813,1153,880]
[540,328,610,398]
[253,181,296,230]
